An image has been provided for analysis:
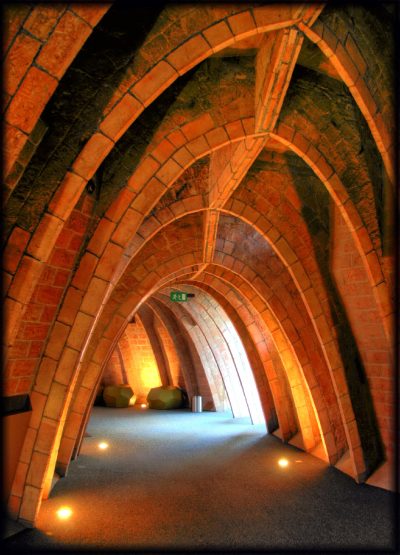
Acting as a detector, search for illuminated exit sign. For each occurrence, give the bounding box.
[170,291,194,302]
[170,291,187,302]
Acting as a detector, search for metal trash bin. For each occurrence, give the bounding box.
[192,395,202,413]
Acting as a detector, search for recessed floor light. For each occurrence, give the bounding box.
[278,458,289,468]
[98,442,109,450]
[56,506,72,520]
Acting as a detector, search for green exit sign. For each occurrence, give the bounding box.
[170,291,188,302]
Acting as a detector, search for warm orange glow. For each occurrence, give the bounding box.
[278,458,289,468]
[56,506,72,520]
[141,403,147,409]
[98,442,109,450]
[140,362,162,389]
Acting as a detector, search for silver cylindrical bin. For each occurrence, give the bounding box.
[192,395,202,413]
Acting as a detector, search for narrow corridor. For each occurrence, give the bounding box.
[6,407,395,551]
[4,4,396,534]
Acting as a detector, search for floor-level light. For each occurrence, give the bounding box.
[98,442,109,450]
[56,506,73,520]
[141,403,147,409]
[278,458,289,468]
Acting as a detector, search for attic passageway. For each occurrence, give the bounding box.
[4,2,395,538]
[99,285,268,427]
[6,407,394,551]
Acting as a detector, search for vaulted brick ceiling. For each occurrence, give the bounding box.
[3,2,396,526]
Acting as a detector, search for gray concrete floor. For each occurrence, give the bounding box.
[4,406,398,552]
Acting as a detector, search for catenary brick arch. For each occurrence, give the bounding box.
[5,1,383,343]
[59,264,324,484]
[4,3,394,533]
[4,4,111,194]
[4,2,306,284]
[13,200,372,525]
[2,4,391,362]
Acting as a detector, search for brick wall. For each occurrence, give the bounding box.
[117,317,162,403]
[5,194,94,397]
[152,310,185,389]
[331,205,394,460]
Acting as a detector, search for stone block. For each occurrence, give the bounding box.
[103,384,136,408]
[147,386,183,410]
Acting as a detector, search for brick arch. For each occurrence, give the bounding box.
[107,192,365,472]
[96,4,310,133]
[87,239,346,464]
[66,268,318,460]
[59,272,281,482]
[128,201,342,420]
[213,209,372,473]
[10,2,306,244]
[12,202,375,527]
[144,270,333,465]
[4,4,394,531]
[3,2,320,337]
[8,2,388,276]
[92,193,380,476]
[176,279,301,444]
[193,264,346,460]
[9,140,382,520]
[175,284,278,428]
[50,264,219,492]
[188,264,383,474]
[144,300,207,401]
[9,191,366,524]
[150,266,322,450]
[91,118,387,319]
[3,114,259,352]
[159,285,268,424]
[81,123,379,325]
[9,214,207,523]
[4,3,392,363]
[6,219,288,523]
[6,87,386,362]
[297,17,394,184]
[269,126,392,344]
[154,290,245,416]
[56,292,214,479]
[7,13,392,524]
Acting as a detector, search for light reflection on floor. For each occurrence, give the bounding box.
[14,407,392,551]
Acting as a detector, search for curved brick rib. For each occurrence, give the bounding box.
[160,267,332,459]
[4,4,111,192]
[271,127,393,344]
[3,4,315,338]
[203,210,220,264]
[185,282,280,430]
[129,268,322,452]
[9,235,321,524]
[7,130,382,520]
[161,289,250,418]
[297,20,394,185]
[6,3,394,526]
[255,28,303,133]
[5,4,382,359]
